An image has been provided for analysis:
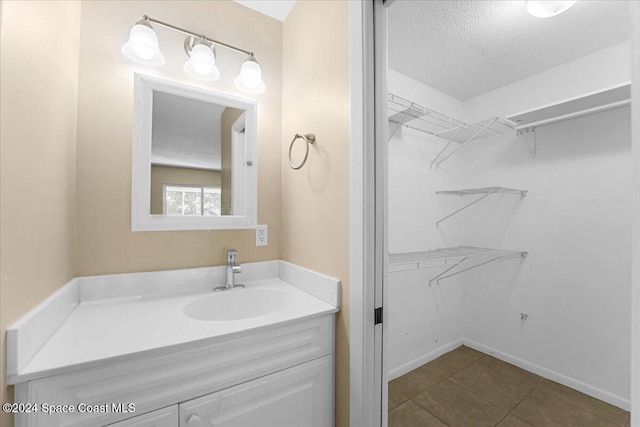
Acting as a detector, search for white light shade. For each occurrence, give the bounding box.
[184,43,220,81]
[121,22,165,66]
[234,56,265,94]
[527,1,577,18]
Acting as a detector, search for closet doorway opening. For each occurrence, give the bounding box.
[371,1,640,426]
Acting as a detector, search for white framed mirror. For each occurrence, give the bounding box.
[132,74,257,231]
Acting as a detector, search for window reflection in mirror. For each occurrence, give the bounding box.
[149,91,245,216]
[132,74,257,231]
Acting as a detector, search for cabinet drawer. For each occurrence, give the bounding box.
[106,406,178,427]
[23,316,333,427]
[180,356,333,427]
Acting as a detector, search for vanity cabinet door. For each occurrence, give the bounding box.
[106,405,178,427]
[179,356,333,427]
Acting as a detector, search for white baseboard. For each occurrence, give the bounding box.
[387,338,464,381]
[386,337,630,411]
[462,338,630,412]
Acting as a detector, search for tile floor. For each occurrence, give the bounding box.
[388,346,630,427]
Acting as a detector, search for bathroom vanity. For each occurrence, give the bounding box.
[7,261,340,427]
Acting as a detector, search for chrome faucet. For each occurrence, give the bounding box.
[214,248,244,291]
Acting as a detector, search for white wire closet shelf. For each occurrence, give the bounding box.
[436,186,528,226]
[505,83,630,157]
[388,93,468,136]
[389,245,528,285]
[388,93,517,167]
[507,83,630,131]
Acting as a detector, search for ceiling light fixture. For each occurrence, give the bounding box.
[122,16,265,93]
[526,1,577,18]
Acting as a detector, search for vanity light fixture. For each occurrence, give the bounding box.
[526,1,577,18]
[183,38,220,82]
[121,19,165,66]
[234,55,266,94]
[122,15,265,93]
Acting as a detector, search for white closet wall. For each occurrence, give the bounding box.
[387,70,467,377]
[387,42,631,409]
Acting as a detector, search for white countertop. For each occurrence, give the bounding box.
[7,261,340,384]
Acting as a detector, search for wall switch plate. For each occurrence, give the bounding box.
[255,225,268,247]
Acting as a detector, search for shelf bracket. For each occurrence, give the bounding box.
[388,120,403,142]
[433,251,527,285]
[429,256,469,286]
[434,118,499,167]
[430,129,462,168]
[388,102,417,142]
[517,127,536,158]
[436,186,501,226]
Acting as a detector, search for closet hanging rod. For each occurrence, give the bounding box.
[514,99,630,131]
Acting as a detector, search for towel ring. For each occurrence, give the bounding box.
[288,133,316,170]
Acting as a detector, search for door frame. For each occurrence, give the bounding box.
[352,2,640,426]
[349,1,388,426]
[631,2,639,424]
[348,0,378,425]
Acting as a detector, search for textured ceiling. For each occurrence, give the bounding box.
[151,92,225,170]
[388,0,630,100]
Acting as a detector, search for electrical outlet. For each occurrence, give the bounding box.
[255,225,268,247]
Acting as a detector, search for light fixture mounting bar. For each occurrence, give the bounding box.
[142,15,253,56]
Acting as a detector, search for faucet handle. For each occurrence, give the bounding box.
[227,248,238,264]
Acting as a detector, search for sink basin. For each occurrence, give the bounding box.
[183,288,293,321]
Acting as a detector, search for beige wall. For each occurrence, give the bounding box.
[220,107,244,215]
[282,2,351,426]
[1,2,353,426]
[150,165,221,214]
[0,1,81,425]
[75,1,282,276]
